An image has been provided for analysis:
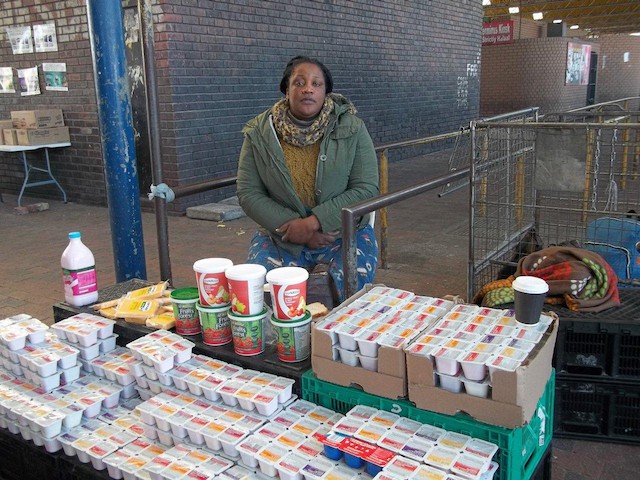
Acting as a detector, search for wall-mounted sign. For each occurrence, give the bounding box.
[482,20,514,46]
[565,42,591,86]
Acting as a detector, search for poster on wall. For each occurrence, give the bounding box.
[0,67,16,93]
[17,66,41,96]
[43,63,68,91]
[6,26,33,54]
[33,23,58,52]
[565,42,591,86]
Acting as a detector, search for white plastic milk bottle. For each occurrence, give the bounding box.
[61,231,99,306]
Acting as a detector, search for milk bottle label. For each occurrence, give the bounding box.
[63,266,98,296]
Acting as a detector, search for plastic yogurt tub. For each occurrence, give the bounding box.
[225,263,267,316]
[197,303,232,346]
[433,347,463,375]
[267,266,309,321]
[271,312,312,363]
[171,288,201,336]
[256,442,290,477]
[436,371,464,393]
[461,376,491,398]
[228,307,268,356]
[236,435,267,468]
[459,351,491,381]
[193,257,233,307]
[276,451,309,480]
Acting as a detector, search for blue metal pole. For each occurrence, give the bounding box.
[87,0,147,282]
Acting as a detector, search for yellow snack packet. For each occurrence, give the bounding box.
[115,298,160,319]
[125,282,168,300]
[146,312,176,330]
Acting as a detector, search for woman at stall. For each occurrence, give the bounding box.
[237,55,379,301]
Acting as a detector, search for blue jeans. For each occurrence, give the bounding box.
[247,225,378,302]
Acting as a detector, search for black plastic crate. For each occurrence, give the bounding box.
[554,321,640,379]
[555,374,640,444]
[548,288,640,380]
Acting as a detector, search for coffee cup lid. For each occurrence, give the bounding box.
[512,276,549,294]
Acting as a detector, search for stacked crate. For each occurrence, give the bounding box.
[551,288,640,444]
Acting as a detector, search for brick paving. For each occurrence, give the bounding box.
[1,154,639,478]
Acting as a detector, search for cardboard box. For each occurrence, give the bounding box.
[406,320,558,429]
[311,285,408,400]
[11,109,64,129]
[16,126,70,146]
[3,128,19,146]
[312,326,407,399]
[0,120,12,144]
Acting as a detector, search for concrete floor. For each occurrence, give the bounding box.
[1,150,639,479]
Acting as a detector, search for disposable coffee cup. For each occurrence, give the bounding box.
[512,276,549,325]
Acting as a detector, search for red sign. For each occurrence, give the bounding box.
[482,20,514,45]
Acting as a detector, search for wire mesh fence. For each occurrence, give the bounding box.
[469,107,640,299]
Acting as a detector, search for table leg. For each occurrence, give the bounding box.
[43,148,68,204]
[17,151,29,207]
[17,148,68,207]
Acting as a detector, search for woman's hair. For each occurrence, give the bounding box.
[279,56,333,95]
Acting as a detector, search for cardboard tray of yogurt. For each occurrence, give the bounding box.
[406,318,558,429]
[311,284,407,400]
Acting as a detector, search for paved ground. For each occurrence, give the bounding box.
[1,151,639,479]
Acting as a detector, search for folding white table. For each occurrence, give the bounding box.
[0,142,71,207]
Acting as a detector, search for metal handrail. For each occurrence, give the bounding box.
[341,167,470,299]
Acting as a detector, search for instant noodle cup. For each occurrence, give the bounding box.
[193,258,233,307]
[266,267,309,321]
[170,288,201,336]
[196,302,232,346]
[270,312,312,362]
[228,307,268,356]
[225,264,267,315]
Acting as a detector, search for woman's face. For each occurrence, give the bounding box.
[286,62,327,120]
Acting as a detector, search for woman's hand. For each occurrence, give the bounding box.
[306,231,336,250]
[277,215,321,244]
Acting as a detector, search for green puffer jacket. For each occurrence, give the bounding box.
[237,95,379,257]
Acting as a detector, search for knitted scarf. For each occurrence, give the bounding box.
[271,93,356,147]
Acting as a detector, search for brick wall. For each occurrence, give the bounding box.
[481,33,640,117]
[595,35,640,103]
[0,2,103,205]
[480,38,601,116]
[1,0,482,211]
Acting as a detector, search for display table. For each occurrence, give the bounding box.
[52,279,311,395]
[0,142,70,206]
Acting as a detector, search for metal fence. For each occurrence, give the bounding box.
[468,98,640,299]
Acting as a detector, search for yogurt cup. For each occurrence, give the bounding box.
[236,435,267,468]
[459,351,491,381]
[488,356,521,379]
[271,313,312,363]
[383,456,421,477]
[267,266,309,321]
[433,347,463,375]
[235,383,261,411]
[437,370,464,393]
[424,445,460,472]
[256,442,289,477]
[356,330,383,357]
[357,353,378,371]
[228,308,268,356]
[451,453,490,479]
[193,257,233,307]
[197,303,232,346]
[88,439,119,470]
[170,288,201,336]
[253,387,280,416]
[400,436,433,462]
[461,376,491,398]
[219,425,249,457]
[276,451,308,480]
[225,263,267,316]
[411,465,448,480]
[300,455,335,480]
[335,346,359,367]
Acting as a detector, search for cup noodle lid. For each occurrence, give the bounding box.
[512,276,549,294]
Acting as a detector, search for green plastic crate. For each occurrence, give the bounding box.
[302,369,555,480]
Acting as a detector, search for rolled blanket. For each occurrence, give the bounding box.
[473,246,620,312]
